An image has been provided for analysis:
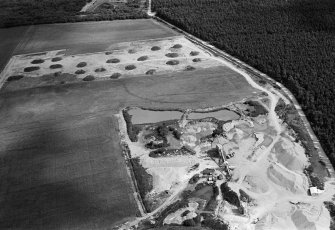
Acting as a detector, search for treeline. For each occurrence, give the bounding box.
[0,0,148,28]
[152,0,335,166]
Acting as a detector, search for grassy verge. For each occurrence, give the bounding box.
[324,201,335,230]
[123,109,142,142]
[2,73,79,92]
[275,99,328,188]
[130,157,153,212]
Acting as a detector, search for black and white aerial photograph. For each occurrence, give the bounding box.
[0,0,334,229]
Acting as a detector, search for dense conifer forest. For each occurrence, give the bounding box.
[0,0,147,28]
[152,0,335,165]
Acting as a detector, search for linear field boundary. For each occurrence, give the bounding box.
[116,113,147,216]
[0,55,18,91]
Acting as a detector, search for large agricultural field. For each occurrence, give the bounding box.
[0,115,139,229]
[0,26,28,72]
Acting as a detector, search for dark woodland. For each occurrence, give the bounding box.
[152,0,335,166]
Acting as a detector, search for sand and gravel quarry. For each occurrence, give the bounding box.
[117,61,335,229]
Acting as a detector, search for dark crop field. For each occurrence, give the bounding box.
[0,114,139,229]
[0,19,178,72]
[0,26,29,73]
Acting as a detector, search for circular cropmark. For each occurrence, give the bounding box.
[125,65,136,70]
[75,69,85,75]
[185,65,196,71]
[166,60,179,65]
[151,46,161,51]
[128,49,136,54]
[165,53,179,58]
[106,58,120,64]
[171,44,182,49]
[146,69,156,75]
[50,64,63,69]
[24,66,40,72]
[137,56,149,61]
[51,57,62,62]
[31,59,44,64]
[7,75,24,81]
[83,75,95,81]
[192,58,201,62]
[95,67,106,73]
[110,73,121,79]
[77,62,87,68]
[190,51,200,56]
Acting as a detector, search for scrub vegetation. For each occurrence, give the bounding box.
[83,75,95,81]
[50,64,63,69]
[75,69,86,75]
[110,73,121,79]
[51,57,62,62]
[166,60,179,65]
[24,66,40,72]
[31,59,44,64]
[107,58,120,64]
[7,75,24,82]
[77,62,87,68]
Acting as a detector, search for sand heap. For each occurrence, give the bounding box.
[163,202,199,225]
[243,175,269,193]
[267,164,308,194]
[271,138,308,172]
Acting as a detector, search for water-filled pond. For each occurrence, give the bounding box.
[188,109,240,121]
[128,108,183,124]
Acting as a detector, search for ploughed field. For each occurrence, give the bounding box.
[0,114,138,229]
[0,26,27,73]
